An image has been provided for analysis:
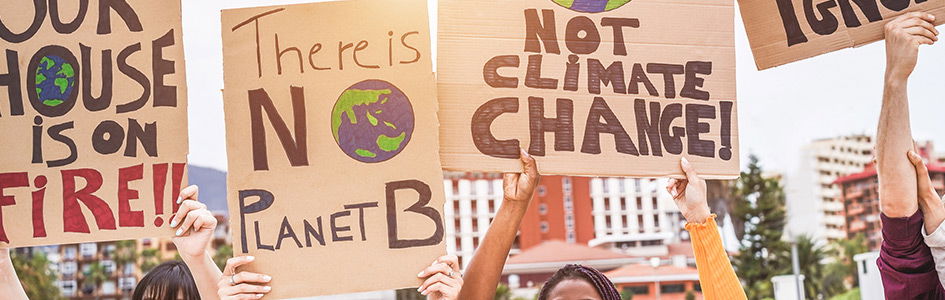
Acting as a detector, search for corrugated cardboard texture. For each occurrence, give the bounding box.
[221,0,446,298]
[438,0,739,179]
[739,0,945,69]
[0,0,188,247]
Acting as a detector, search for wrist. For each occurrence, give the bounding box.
[683,206,711,224]
[180,250,211,263]
[884,70,909,87]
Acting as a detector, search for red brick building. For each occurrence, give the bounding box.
[836,156,945,250]
[519,176,596,249]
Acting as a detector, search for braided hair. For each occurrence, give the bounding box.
[537,264,622,300]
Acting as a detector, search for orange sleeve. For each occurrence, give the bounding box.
[685,214,747,300]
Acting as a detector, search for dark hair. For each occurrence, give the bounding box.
[537,264,621,300]
[132,261,200,300]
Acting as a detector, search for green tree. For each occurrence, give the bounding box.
[11,251,61,300]
[620,289,634,300]
[778,235,829,299]
[113,240,138,275]
[732,155,788,299]
[214,244,234,270]
[140,248,161,273]
[395,287,423,300]
[495,283,512,300]
[82,262,109,300]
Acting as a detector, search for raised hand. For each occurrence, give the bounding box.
[503,149,540,204]
[170,186,217,259]
[417,255,463,300]
[218,256,272,300]
[666,157,711,224]
[884,12,938,82]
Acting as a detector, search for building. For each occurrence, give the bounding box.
[786,135,874,242]
[442,172,510,269]
[519,176,595,249]
[855,252,883,300]
[605,262,702,300]
[835,146,945,250]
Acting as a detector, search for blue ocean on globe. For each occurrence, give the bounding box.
[331,80,415,163]
[34,55,76,107]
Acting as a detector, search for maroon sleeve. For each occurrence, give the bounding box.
[878,209,945,299]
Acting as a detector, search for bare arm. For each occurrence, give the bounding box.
[0,249,28,300]
[457,149,539,300]
[877,12,938,217]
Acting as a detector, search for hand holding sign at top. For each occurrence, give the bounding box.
[884,12,939,81]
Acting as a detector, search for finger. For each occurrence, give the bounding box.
[901,17,938,34]
[436,255,460,272]
[418,273,450,292]
[666,179,677,196]
[178,185,199,204]
[909,150,931,180]
[224,256,255,276]
[220,285,270,298]
[232,271,272,285]
[420,282,448,296]
[175,202,207,236]
[680,157,699,182]
[191,211,217,233]
[903,26,939,42]
[170,200,205,228]
[520,148,539,185]
[418,262,452,278]
[914,35,936,45]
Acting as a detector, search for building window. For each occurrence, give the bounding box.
[61,262,77,275]
[539,203,548,215]
[694,283,702,292]
[624,285,649,295]
[540,222,549,233]
[537,186,547,197]
[661,284,686,294]
[61,280,77,296]
[79,243,96,259]
[63,246,77,260]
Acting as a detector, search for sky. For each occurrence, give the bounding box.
[182,0,945,177]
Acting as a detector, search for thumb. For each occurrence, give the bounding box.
[680,157,699,182]
[908,151,929,177]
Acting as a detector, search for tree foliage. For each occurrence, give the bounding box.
[732,155,788,299]
[11,251,61,300]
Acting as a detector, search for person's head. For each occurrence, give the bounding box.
[537,264,621,300]
[132,260,200,300]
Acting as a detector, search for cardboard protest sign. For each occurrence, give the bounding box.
[0,0,188,247]
[739,0,945,70]
[221,0,445,297]
[438,0,738,178]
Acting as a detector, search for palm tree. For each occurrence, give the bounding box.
[82,262,109,300]
[778,235,829,299]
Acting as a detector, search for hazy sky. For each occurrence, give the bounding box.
[182,0,945,177]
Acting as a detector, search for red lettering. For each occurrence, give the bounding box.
[62,169,116,233]
[0,172,29,243]
[32,175,48,238]
[118,164,144,227]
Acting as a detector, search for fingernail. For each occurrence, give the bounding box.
[263,275,271,282]
[417,271,424,277]
[681,157,690,166]
[176,197,183,204]
[263,286,271,291]
[256,294,264,299]
[247,256,255,261]
[175,228,183,236]
[417,287,423,292]
[170,219,178,228]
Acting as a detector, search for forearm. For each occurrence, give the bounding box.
[457,201,529,300]
[877,77,918,217]
[920,195,945,235]
[686,215,746,300]
[0,252,28,300]
[181,251,223,300]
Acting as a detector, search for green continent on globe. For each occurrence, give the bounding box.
[331,89,393,139]
[377,132,406,152]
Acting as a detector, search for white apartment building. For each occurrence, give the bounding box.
[588,178,683,257]
[786,135,873,242]
[442,173,509,269]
